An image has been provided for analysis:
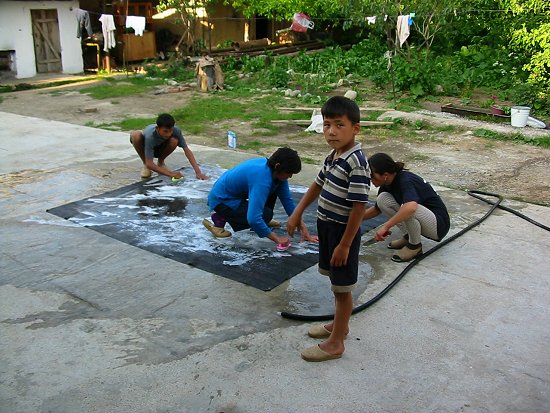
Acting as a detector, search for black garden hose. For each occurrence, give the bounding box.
[280,190,550,321]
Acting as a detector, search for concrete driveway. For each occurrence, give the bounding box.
[1,111,549,413]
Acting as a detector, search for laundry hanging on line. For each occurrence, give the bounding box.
[126,16,146,36]
[396,14,410,46]
[99,14,116,51]
[73,8,93,38]
[364,12,416,44]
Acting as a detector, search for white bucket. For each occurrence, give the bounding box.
[510,106,531,127]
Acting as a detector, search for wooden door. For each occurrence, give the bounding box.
[31,9,62,73]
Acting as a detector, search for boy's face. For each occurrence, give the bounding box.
[274,171,294,181]
[322,115,359,154]
[156,126,174,139]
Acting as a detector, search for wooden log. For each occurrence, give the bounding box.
[231,38,271,51]
[270,120,394,126]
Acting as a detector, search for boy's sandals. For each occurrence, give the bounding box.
[202,219,231,238]
[301,345,342,362]
[140,166,152,179]
[391,244,422,262]
[308,324,349,339]
[387,237,408,250]
[267,219,281,228]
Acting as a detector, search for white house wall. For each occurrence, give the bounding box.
[0,0,82,78]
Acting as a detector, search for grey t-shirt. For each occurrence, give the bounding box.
[143,124,187,159]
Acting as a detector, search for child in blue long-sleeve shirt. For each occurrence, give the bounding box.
[203,147,316,246]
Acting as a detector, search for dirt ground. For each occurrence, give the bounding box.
[1,77,549,206]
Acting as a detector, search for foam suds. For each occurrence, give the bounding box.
[46,165,333,289]
[23,216,81,228]
[66,165,315,264]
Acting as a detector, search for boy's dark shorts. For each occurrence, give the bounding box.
[130,133,168,159]
[317,219,361,293]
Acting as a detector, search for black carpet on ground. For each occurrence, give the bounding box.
[47,166,385,291]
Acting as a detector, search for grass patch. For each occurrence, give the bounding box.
[361,111,384,121]
[301,156,317,164]
[86,122,121,131]
[223,83,261,99]
[43,90,65,97]
[251,124,282,136]
[172,96,248,134]
[79,76,163,99]
[119,117,156,130]
[434,125,457,132]
[473,128,550,147]
[238,140,273,150]
[172,91,304,135]
[405,133,446,143]
[410,154,431,161]
[80,83,148,99]
[412,120,427,130]
[92,117,156,131]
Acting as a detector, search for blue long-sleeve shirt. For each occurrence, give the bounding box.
[207,158,296,237]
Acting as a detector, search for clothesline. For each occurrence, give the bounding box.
[73,9,146,19]
[73,6,534,18]
[147,8,542,22]
[73,8,147,52]
[73,5,541,53]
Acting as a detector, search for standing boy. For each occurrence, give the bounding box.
[287,96,370,362]
[130,113,208,180]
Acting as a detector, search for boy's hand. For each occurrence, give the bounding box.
[172,171,184,179]
[196,171,208,180]
[286,213,300,237]
[299,222,319,243]
[330,244,350,267]
[275,235,290,246]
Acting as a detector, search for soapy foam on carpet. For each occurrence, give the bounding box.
[48,165,384,290]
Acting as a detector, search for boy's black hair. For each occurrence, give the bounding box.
[267,147,302,174]
[321,96,360,124]
[156,113,176,128]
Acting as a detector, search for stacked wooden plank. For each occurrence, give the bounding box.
[202,39,326,61]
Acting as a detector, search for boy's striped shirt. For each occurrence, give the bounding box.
[315,143,370,224]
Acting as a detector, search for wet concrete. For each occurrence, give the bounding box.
[1,111,550,413]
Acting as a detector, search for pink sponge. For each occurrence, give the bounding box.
[276,242,291,252]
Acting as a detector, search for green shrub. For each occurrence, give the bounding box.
[392,50,441,99]
[265,65,290,88]
[474,128,550,147]
[507,83,538,107]
[241,55,268,73]
[144,59,195,82]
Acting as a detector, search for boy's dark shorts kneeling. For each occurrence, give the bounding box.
[317,219,361,293]
[130,133,170,159]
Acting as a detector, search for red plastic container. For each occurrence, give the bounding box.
[291,13,314,32]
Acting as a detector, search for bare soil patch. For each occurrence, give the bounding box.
[1,78,549,206]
